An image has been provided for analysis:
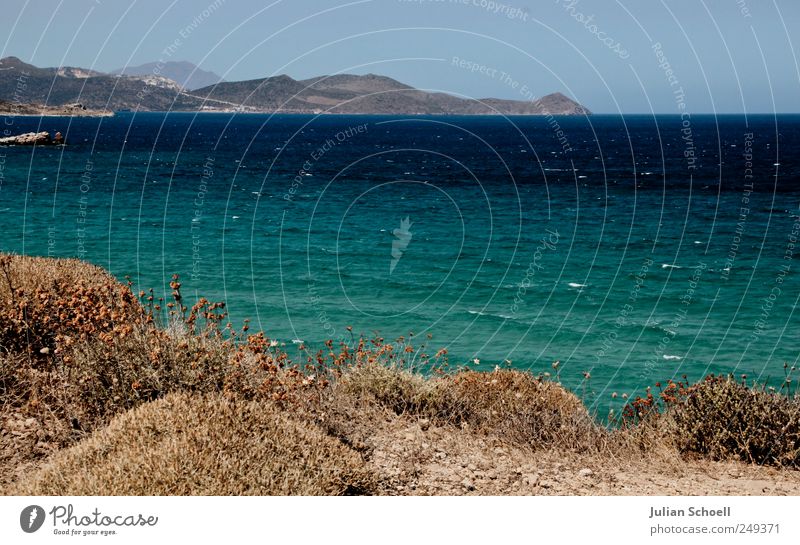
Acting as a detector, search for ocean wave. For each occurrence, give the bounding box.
[467,310,513,320]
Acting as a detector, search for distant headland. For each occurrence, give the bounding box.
[0,56,590,116]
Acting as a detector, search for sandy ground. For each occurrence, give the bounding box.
[349,412,800,496]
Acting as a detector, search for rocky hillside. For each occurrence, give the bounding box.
[0,99,112,117]
[0,57,590,115]
[111,61,224,91]
[192,73,591,115]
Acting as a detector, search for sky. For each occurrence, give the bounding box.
[0,0,798,113]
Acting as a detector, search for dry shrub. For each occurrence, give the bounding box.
[0,255,324,486]
[334,361,438,414]
[336,364,601,450]
[668,375,800,466]
[7,392,377,496]
[0,254,144,360]
[434,370,602,449]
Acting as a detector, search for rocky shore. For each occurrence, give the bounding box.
[0,100,113,117]
[0,131,64,146]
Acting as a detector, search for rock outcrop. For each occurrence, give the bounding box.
[0,131,64,145]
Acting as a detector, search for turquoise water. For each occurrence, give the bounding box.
[1,112,799,405]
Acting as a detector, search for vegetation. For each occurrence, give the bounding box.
[1,253,799,495]
[8,393,375,496]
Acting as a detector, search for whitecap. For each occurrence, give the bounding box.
[662,355,682,361]
[662,264,682,269]
[292,339,304,344]
[568,282,587,288]
[467,310,487,316]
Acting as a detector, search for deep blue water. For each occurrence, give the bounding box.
[1,112,799,406]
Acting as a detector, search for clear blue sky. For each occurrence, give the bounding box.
[1,0,798,113]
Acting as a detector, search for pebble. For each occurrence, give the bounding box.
[579,468,593,477]
[523,474,539,487]
[419,418,430,431]
[461,478,475,491]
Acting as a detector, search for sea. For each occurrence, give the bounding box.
[1,112,798,408]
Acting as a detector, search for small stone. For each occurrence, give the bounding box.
[461,478,475,491]
[419,418,430,431]
[523,474,539,487]
[435,451,447,460]
[578,468,593,477]
[39,347,50,354]
[467,463,477,472]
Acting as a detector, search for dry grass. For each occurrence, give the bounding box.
[334,363,601,450]
[0,254,322,485]
[3,253,800,495]
[7,392,377,495]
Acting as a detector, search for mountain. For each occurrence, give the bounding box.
[0,56,197,111]
[191,73,590,115]
[0,57,590,115]
[111,61,224,91]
